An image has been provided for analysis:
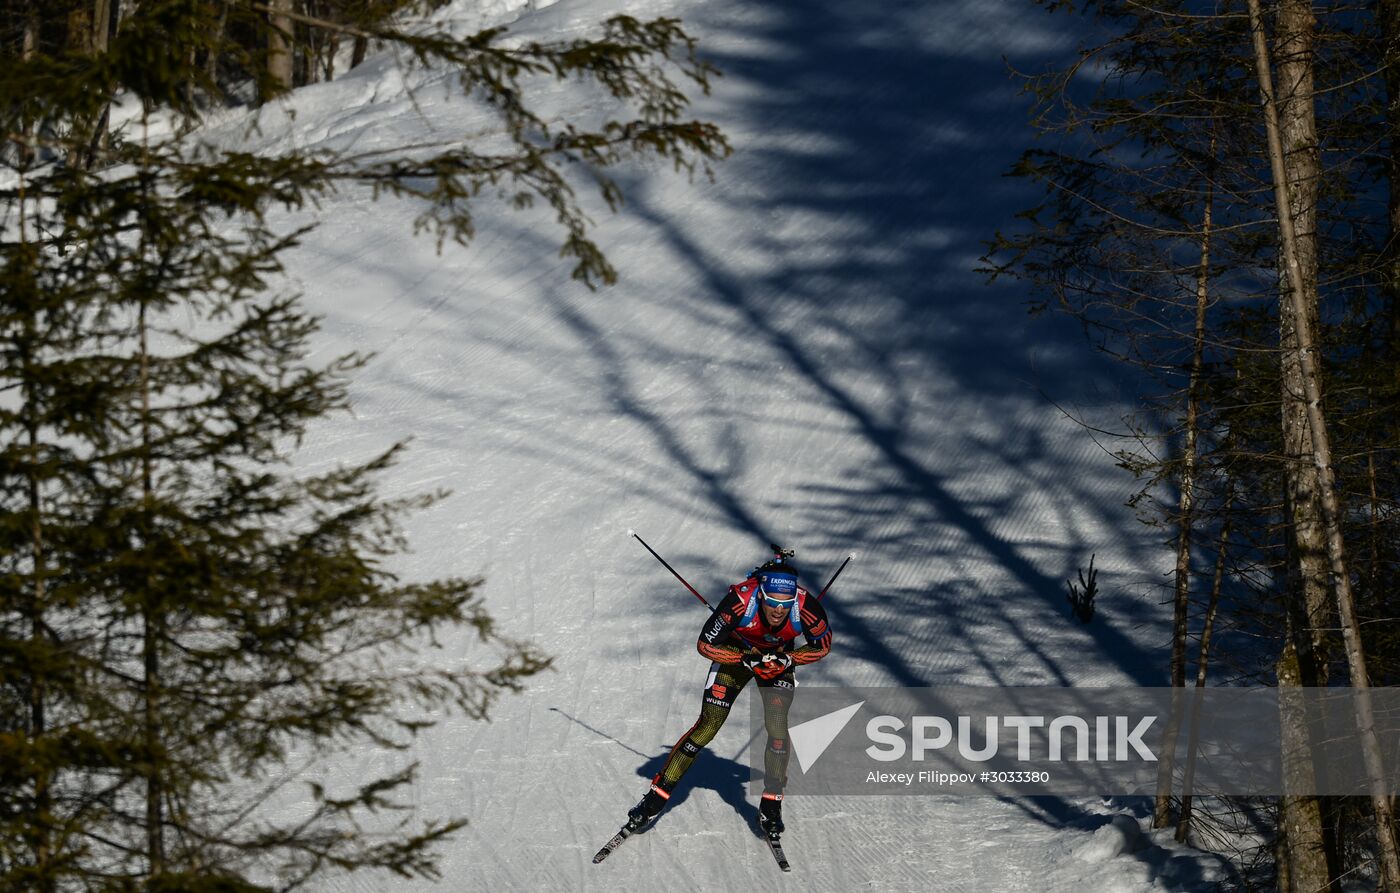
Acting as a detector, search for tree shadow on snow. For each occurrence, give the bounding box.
[353,0,1184,844]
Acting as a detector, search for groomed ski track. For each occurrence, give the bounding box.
[196,0,1232,889]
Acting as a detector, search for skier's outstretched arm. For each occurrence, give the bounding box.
[696,591,746,664]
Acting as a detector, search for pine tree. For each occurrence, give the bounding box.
[0,0,728,888]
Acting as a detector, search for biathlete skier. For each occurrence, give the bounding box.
[623,551,833,837]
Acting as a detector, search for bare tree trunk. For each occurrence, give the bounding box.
[66,3,93,55]
[93,0,112,51]
[18,186,54,893]
[297,1,313,86]
[1155,170,1214,831]
[21,2,38,57]
[1246,2,1400,888]
[1270,3,1338,887]
[138,297,164,877]
[1177,507,1232,844]
[20,2,37,166]
[1365,412,1381,607]
[62,4,95,168]
[265,0,295,100]
[1275,0,1331,687]
[351,0,370,72]
[1383,0,1400,389]
[302,0,332,85]
[325,10,340,83]
[27,361,51,893]
[1277,640,1332,892]
[64,0,115,169]
[90,0,114,160]
[206,3,230,89]
[143,607,163,876]
[17,2,38,159]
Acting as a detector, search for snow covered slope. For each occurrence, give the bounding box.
[204,0,1231,889]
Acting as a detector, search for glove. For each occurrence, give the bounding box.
[742,651,793,680]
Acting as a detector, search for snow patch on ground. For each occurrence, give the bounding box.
[1056,812,1230,892]
[1075,814,1145,863]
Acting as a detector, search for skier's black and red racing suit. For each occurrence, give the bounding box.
[697,577,832,665]
[649,577,832,800]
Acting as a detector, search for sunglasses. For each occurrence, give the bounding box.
[759,584,797,609]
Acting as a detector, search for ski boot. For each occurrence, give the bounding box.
[625,778,672,831]
[759,793,785,836]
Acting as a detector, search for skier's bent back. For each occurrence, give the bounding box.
[625,554,833,837]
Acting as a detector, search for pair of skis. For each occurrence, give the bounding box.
[592,820,791,872]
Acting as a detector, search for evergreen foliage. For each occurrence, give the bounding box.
[0,1,729,889]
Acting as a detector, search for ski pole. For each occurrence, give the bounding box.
[628,529,713,610]
[817,553,855,600]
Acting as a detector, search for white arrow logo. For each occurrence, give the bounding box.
[789,701,865,773]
